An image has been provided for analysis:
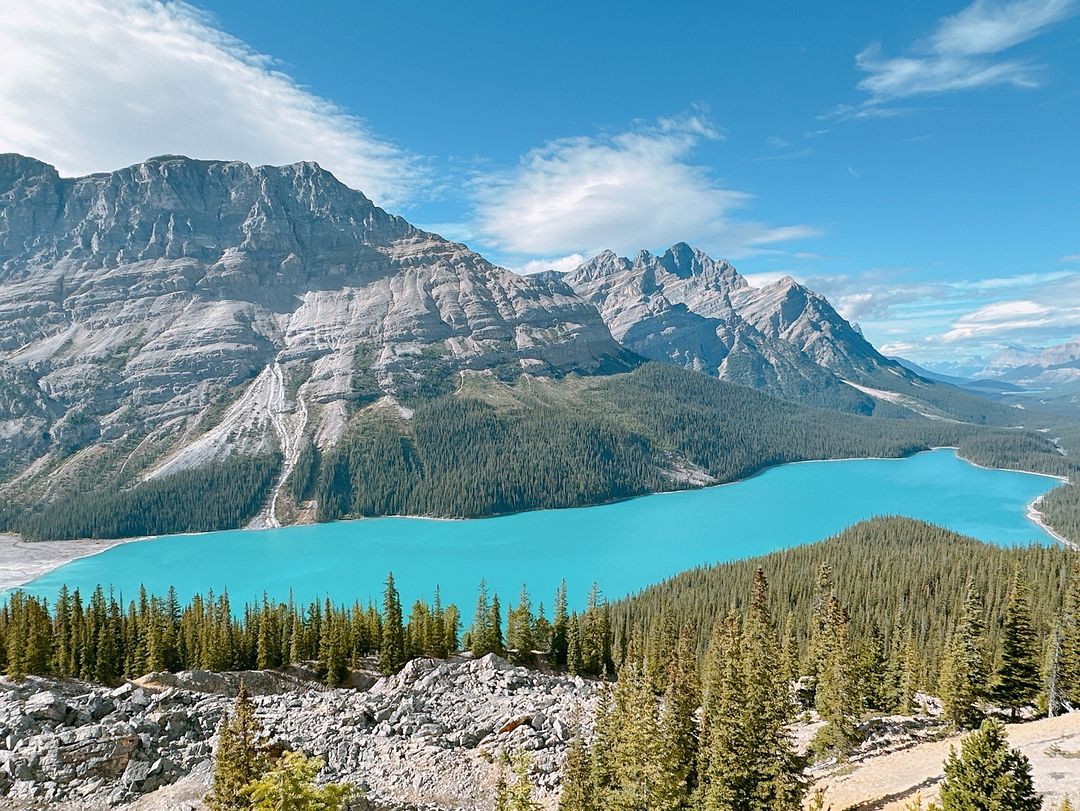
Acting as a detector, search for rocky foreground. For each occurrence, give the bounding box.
[0,655,598,810]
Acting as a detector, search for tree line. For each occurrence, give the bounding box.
[6,454,280,541]
[6,362,1078,544]
[0,574,617,685]
[559,560,1078,811]
[609,517,1079,686]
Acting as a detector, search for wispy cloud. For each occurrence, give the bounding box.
[1061,254,1080,263]
[0,0,424,206]
[942,298,1080,341]
[514,254,588,276]
[836,0,1075,118]
[469,114,818,261]
[778,266,1080,362]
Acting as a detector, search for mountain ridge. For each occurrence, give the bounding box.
[0,154,1026,537]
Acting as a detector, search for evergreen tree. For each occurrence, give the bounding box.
[581,584,611,677]
[812,594,863,757]
[991,573,1040,719]
[559,725,594,811]
[939,581,988,729]
[589,686,618,803]
[494,751,542,811]
[856,626,889,711]
[471,579,493,657]
[897,628,920,716]
[606,658,683,811]
[551,580,570,668]
[740,570,805,807]
[208,683,267,811]
[379,573,406,675]
[488,593,506,656]
[566,615,584,676]
[661,627,699,800]
[699,613,747,810]
[1055,563,1079,709]
[507,584,536,665]
[244,751,350,811]
[534,602,552,656]
[938,719,1041,811]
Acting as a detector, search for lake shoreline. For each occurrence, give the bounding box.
[2,447,1069,593]
[0,534,143,592]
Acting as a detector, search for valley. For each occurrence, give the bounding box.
[8,449,1064,613]
[0,153,1078,811]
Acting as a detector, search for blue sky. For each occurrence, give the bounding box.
[1,0,1078,370]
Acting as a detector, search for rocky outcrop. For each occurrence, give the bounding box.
[557,244,897,407]
[0,655,597,810]
[0,154,635,500]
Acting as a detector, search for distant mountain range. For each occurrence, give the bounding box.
[0,154,1018,535]
[978,340,1080,393]
[894,338,1080,398]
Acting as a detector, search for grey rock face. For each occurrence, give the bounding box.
[559,243,895,402]
[0,656,597,810]
[0,154,635,502]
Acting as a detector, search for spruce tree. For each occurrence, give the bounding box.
[607,658,683,811]
[897,629,920,716]
[699,613,747,810]
[551,580,570,668]
[559,730,595,811]
[471,579,492,657]
[1056,563,1079,708]
[813,594,862,756]
[501,751,542,811]
[745,571,805,807]
[208,682,267,810]
[507,584,536,664]
[244,750,350,811]
[661,627,700,799]
[991,573,1040,719]
[588,686,618,803]
[488,593,506,656]
[939,580,988,729]
[379,573,406,675]
[938,719,1041,811]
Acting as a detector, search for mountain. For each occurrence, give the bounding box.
[977,339,1080,393]
[0,155,1025,540]
[0,153,635,514]
[892,357,1028,394]
[555,244,1004,421]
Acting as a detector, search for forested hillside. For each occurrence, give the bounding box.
[7,455,280,541]
[313,364,1076,526]
[609,517,1077,682]
[7,362,1077,541]
[2,516,1076,810]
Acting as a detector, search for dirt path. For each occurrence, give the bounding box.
[812,713,1080,809]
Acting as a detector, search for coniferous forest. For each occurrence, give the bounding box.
[0,516,1077,808]
[7,363,1079,542]
[2,517,1077,717]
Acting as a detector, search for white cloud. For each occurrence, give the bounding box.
[1060,254,1080,263]
[513,254,588,276]
[0,0,423,206]
[742,271,794,287]
[775,265,1080,363]
[470,115,817,260]
[931,0,1075,55]
[941,299,1080,341]
[844,0,1075,113]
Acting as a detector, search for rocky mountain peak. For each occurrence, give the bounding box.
[0,155,636,502]
[0,153,60,188]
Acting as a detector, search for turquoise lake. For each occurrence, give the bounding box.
[17,449,1063,612]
